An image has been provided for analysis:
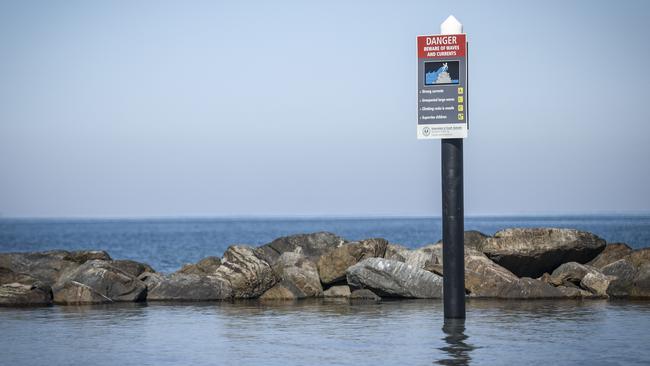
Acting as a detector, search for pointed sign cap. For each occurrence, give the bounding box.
[441,15,463,35]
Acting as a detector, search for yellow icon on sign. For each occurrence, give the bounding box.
[458,96,464,103]
[457,104,464,112]
[458,87,464,94]
[458,113,464,121]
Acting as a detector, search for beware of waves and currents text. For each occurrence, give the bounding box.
[417,34,466,58]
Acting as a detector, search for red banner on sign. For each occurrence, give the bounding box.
[417,34,466,59]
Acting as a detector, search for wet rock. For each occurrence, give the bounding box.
[272,252,322,298]
[254,232,345,265]
[322,285,351,298]
[350,289,381,301]
[317,238,388,285]
[214,245,278,298]
[109,260,155,278]
[0,250,109,286]
[498,278,566,299]
[480,228,606,278]
[177,256,221,275]
[52,260,147,304]
[580,272,614,297]
[346,258,443,298]
[144,272,232,301]
[587,243,633,269]
[0,268,52,306]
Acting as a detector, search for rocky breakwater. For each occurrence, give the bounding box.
[1,228,649,307]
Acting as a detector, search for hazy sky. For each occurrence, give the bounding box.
[1,1,649,218]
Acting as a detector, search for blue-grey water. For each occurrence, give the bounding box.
[1,216,650,365]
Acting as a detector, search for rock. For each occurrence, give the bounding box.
[479,228,606,278]
[580,272,614,297]
[144,272,232,301]
[52,260,147,304]
[177,256,221,275]
[64,250,112,263]
[602,259,637,283]
[629,263,650,298]
[350,289,381,301]
[461,249,520,298]
[0,268,52,306]
[322,285,351,298]
[346,258,443,298]
[587,243,633,268]
[385,243,443,270]
[628,248,650,268]
[498,278,566,299]
[0,250,109,286]
[254,232,345,265]
[259,281,303,301]
[435,230,490,251]
[109,260,155,278]
[317,238,388,285]
[214,245,278,298]
[555,285,584,298]
[272,252,322,298]
[548,262,598,287]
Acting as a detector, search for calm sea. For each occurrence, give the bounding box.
[1,216,649,366]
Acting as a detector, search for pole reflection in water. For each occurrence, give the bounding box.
[436,318,475,366]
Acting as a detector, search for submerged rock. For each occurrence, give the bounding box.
[480,228,606,278]
[346,258,443,298]
[350,289,381,301]
[254,232,345,265]
[317,238,388,285]
[52,260,147,304]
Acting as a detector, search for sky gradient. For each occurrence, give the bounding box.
[1,0,649,218]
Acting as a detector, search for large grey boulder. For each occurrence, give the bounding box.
[346,258,443,298]
[479,228,606,278]
[580,271,615,297]
[0,250,111,286]
[142,272,232,301]
[52,260,147,304]
[214,245,278,298]
[603,249,650,298]
[0,268,52,306]
[176,256,221,275]
[587,243,633,269]
[254,232,345,265]
[317,238,388,284]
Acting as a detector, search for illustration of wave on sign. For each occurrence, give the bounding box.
[425,62,459,85]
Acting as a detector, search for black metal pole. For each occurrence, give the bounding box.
[441,138,465,319]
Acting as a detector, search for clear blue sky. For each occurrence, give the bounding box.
[1,0,649,218]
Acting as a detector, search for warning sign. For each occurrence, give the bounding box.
[417,34,468,139]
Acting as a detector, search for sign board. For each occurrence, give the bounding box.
[416,34,468,139]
